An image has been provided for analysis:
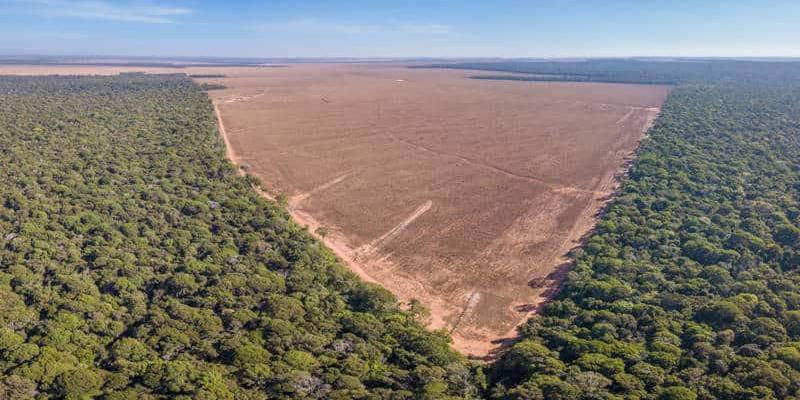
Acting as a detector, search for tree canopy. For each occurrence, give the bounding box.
[0,74,479,399]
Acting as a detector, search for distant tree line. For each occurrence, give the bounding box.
[199,82,227,91]
[417,59,800,86]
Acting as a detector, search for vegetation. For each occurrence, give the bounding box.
[418,59,800,85]
[0,74,478,399]
[199,82,227,91]
[4,59,800,399]
[445,61,800,399]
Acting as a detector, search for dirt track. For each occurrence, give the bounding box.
[0,63,670,358]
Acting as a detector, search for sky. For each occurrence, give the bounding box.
[0,0,799,58]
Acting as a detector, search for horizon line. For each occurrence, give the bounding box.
[3,54,800,63]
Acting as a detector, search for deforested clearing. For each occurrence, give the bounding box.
[202,64,670,358]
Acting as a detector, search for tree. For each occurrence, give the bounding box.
[659,386,697,400]
[314,226,329,238]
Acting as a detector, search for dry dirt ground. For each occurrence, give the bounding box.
[0,63,670,358]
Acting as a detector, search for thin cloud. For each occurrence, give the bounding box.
[257,18,455,36]
[258,18,378,34]
[24,30,91,39]
[10,0,192,24]
[398,23,455,35]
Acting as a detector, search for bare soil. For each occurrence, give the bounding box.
[0,63,670,358]
[199,64,670,358]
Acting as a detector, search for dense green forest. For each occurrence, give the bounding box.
[0,74,479,399]
[445,61,800,399]
[418,59,800,85]
[3,60,800,399]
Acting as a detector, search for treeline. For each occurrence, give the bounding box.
[417,59,800,85]
[0,74,480,399]
[199,82,227,91]
[450,61,800,399]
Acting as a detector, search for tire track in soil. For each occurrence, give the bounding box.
[290,171,352,206]
[354,200,433,260]
[449,291,482,335]
[386,132,610,197]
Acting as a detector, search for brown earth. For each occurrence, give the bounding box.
[0,63,670,358]
[197,64,670,358]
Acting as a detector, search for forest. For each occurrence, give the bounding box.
[458,60,800,399]
[0,74,479,399]
[2,58,800,399]
[419,59,800,85]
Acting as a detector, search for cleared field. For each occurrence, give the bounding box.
[201,65,669,357]
[0,63,670,358]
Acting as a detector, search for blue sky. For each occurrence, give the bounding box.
[1,0,799,58]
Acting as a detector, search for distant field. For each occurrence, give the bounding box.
[0,63,669,357]
[200,65,670,357]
